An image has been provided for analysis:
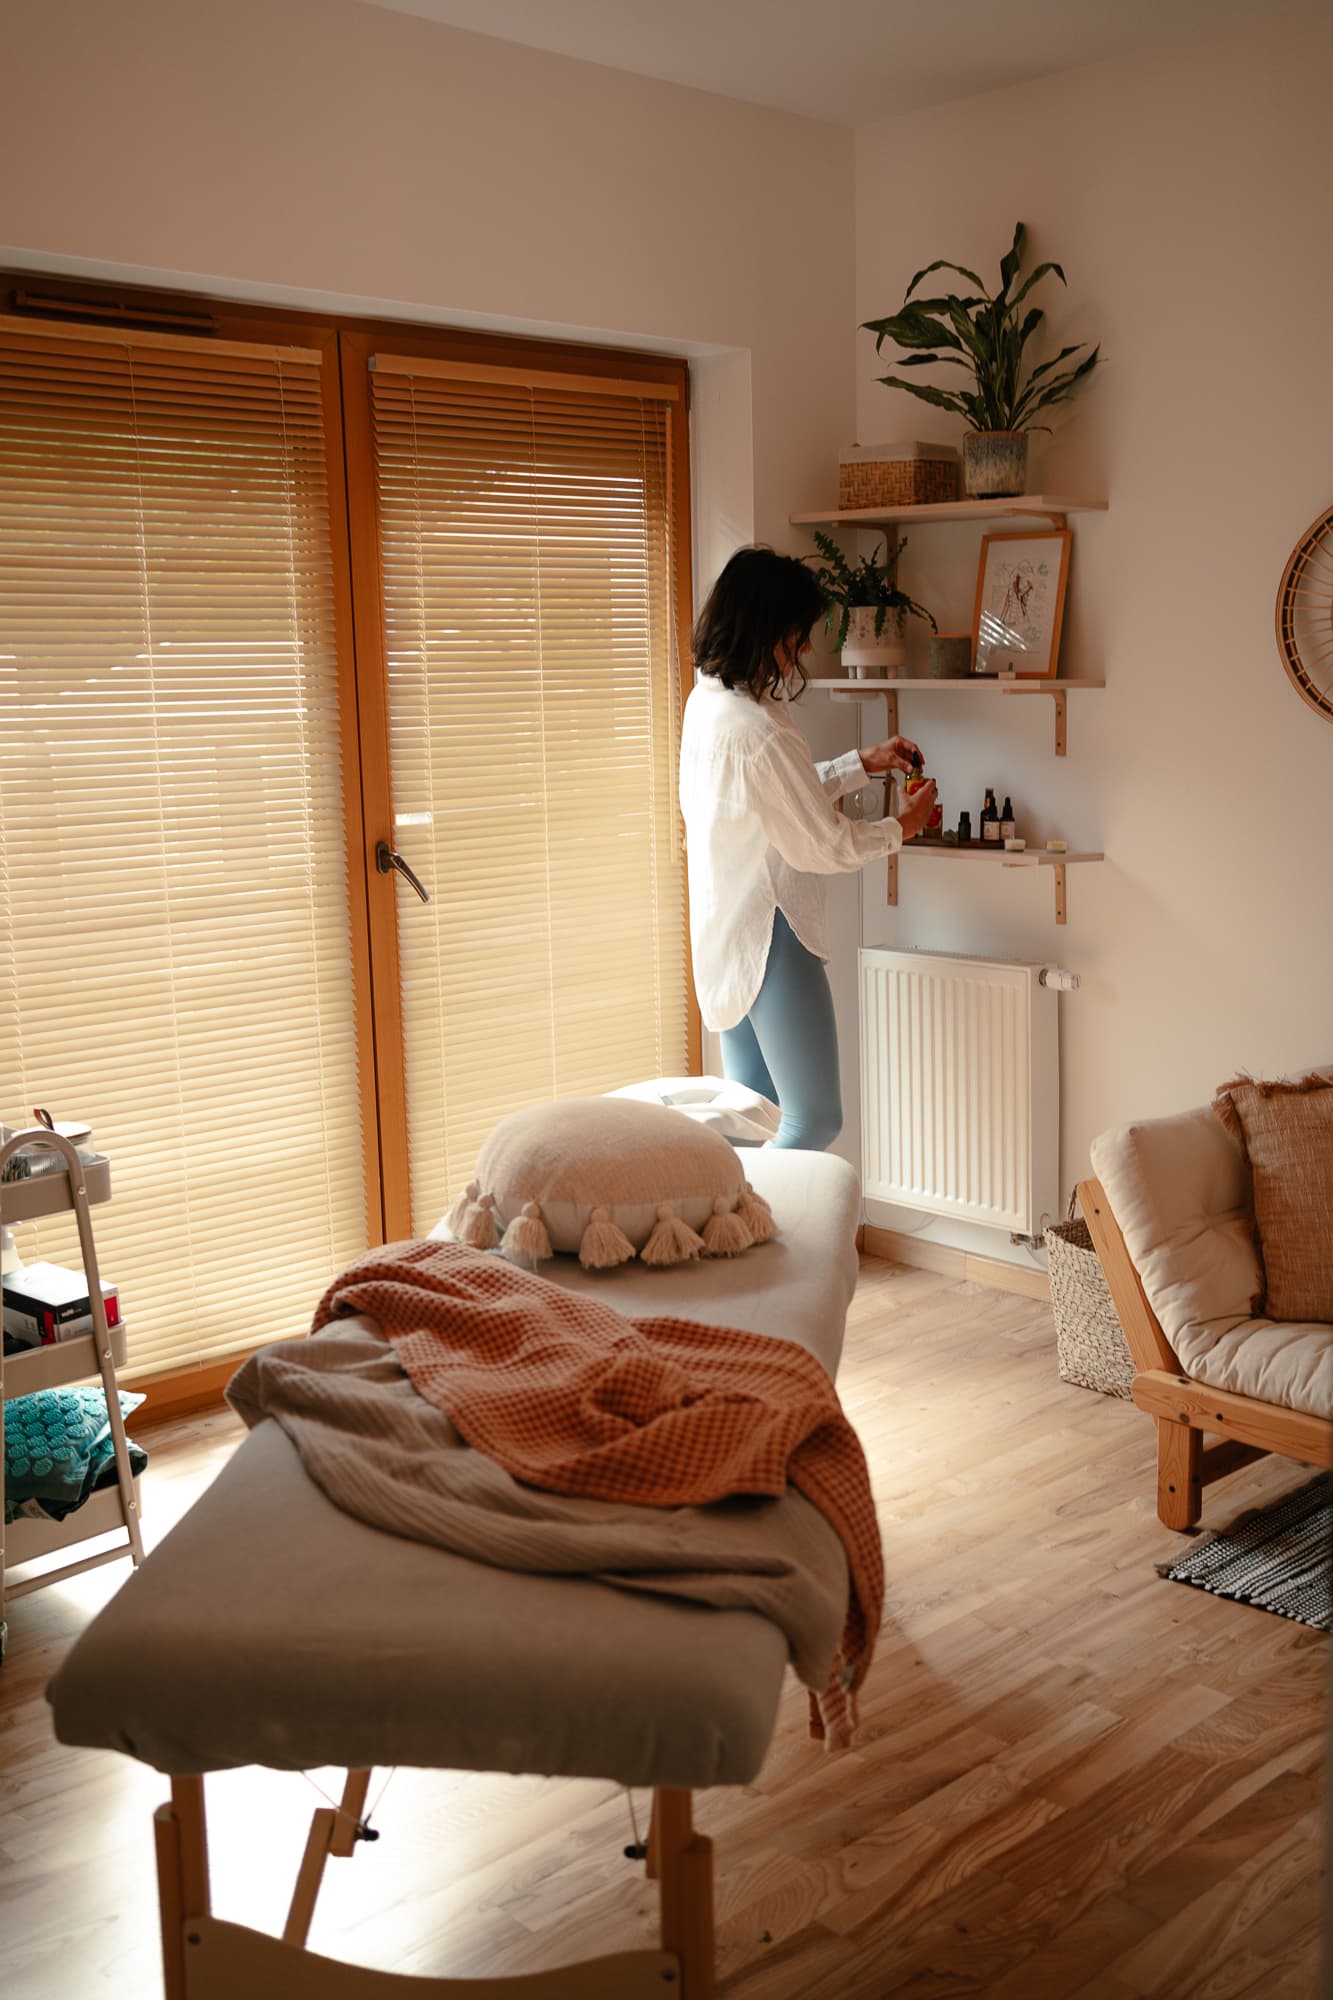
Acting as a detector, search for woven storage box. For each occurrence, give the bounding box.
[1045,1208,1135,1398]
[839,441,959,510]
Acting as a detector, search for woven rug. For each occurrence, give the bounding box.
[1157,1476,1331,1631]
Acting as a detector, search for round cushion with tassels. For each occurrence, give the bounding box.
[442,1095,777,1272]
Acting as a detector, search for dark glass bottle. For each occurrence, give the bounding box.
[1000,795,1016,840]
[982,787,1000,843]
[958,810,972,844]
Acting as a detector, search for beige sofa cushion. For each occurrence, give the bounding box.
[1211,1072,1333,1324]
[1090,1107,1332,1421]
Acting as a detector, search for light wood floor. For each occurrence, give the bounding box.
[1,1255,1326,1998]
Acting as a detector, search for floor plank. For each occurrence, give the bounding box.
[0,1255,1324,1997]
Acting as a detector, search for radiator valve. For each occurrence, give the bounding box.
[1039,966,1080,991]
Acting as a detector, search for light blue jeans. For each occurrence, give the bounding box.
[719,908,843,1150]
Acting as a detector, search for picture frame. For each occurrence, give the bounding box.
[971,528,1072,678]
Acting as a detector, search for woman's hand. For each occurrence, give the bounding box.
[861,734,922,778]
[894,777,937,841]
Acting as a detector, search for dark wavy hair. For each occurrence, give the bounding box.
[690,545,824,700]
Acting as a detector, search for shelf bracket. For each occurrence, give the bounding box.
[1054,688,1067,756]
[1054,862,1067,924]
[881,689,898,905]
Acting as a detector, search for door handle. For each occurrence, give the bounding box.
[375,839,431,904]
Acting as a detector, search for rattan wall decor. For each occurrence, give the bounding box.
[1275,504,1333,723]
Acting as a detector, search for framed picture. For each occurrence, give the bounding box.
[971,529,1072,678]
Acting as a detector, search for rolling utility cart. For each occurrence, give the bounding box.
[1,1128,144,1662]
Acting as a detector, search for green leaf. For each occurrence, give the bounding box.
[904,257,988,300]
[896,294,987,318]
[1015,346,1102,423]
[1009,260,1067,310]
[893,352,974,370]
[1007,341,1088,423]
[946,299,991,368]
[862,307,962,353]
[1015,306,1044,353]
[997,222,1026,303]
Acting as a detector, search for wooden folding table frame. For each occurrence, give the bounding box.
[1077,1178,1332,1530]
[154,1770,715,1998]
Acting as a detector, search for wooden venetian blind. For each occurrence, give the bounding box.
[0,319,367,1376]
[367,355,689,1227]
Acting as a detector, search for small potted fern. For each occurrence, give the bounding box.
[805,530,936,675]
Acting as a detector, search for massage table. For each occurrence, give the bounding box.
[47,1147,862,2000]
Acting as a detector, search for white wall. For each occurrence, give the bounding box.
[6,1,1329,1244]
[2,0,855,552]
[852,0,1333,1258]
[3,0,858,1125]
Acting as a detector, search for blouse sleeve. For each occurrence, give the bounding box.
[814,748,869,802]
[752,732,903,874]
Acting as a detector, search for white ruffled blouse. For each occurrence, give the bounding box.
[678,674,903,1032]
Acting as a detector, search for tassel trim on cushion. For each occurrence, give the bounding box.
[501,1200,553,1269]
[701,1194,753,1258]
[641,1202,705,1267]
[462,1191,499,1251]
[444,1178,480,1239]
[579,1205,637,1271]
[737,1181,777,1244]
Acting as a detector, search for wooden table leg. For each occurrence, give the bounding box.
[155,1776,209,2000]
[285,1768,375,1944]
[654,1788,715,2000]
[645,1790,660,1880]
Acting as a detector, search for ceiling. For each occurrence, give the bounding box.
[355,0,1279,126]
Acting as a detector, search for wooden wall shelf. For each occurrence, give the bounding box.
[888,845,1103,924]
[809,675,1103,755]
[791,495,1107,530]
[800,492,1107,923]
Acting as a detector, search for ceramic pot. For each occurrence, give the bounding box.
[963,430,1028,499]
[841,605,906,675]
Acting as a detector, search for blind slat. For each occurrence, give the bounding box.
[1,329,367,1378]
[370,358,686,1227]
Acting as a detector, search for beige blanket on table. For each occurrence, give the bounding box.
[227,1318,849,1700]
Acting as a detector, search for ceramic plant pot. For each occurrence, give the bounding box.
[841,605,906,675]
[963,430,1029,499]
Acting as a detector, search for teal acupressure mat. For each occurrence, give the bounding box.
[4,1385,147,1523]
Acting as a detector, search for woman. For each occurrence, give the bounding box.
[678,545,936,1150]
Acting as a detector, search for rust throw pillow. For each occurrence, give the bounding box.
[1211,1070,1333,1323]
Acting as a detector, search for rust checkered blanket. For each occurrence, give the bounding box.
[311,1238,883,1747]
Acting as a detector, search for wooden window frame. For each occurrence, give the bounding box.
[1,274,697,1410]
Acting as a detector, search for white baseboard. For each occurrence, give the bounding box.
[863,1225,1051,1303]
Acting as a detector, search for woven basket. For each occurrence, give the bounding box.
[839,457,959,509]
[1045,1200,1135,1398]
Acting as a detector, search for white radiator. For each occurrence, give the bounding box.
[859,948,1059,1237]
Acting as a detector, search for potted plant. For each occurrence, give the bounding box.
[805,529,936,675]
[861,222,1101,499]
